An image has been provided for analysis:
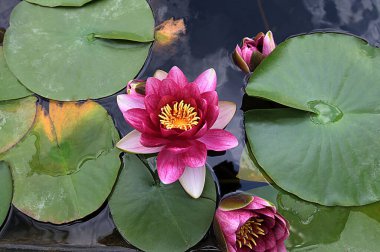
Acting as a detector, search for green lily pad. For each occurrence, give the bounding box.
[0,96,37,154]
[2,101,121,223]
[245,32,380,206]
[26,0,94,7]
[109,154,217,252]
[237,145,273,184]
[0,47,32,101]
[0,162,12,227]
[250,184,380,251]
[4,0,154,101]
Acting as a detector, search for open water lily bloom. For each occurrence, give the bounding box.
[214,193,289,252]
[117,66,238,198]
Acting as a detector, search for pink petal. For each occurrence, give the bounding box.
[167,66,188,86]
[179,165,206,199]
[165,140,193,153]
[117,94,145,112]
[182,82,200,100]
[201,91,218,106]
[264,231,277,250]
[124,108,156,135]
[153,69,168,81]
[204,105,219,129]
[144,94,160,113]
[193,122,208,139]
[263,31,276,56]
[277,242,287,252]
[181,141,207,168]
[241,47,255,64]
[157,148,186,184]
[140,133,169,147]
[145,77,162,95]
[211,101,236,129]
[159,78,182,97]
[194,68,217,93]
[116,130,163,154]
[198,129,238,151]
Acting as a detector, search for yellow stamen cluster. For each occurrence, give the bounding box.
[236,218,266,250]
[159,100,200,131]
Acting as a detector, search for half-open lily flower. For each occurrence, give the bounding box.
[214,193,289,252]
[233,31,276,73]
[117,66,238,198]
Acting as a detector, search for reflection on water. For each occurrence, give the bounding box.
[303,0,380,46]
[1,0,380,250]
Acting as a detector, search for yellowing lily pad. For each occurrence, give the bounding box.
[245,33,380,206]
[0,96,37,154]
[4,0,154,101]
[2,101,121,223]
[0,162,12,227]
[250,185,380,251]
[24,101,118,176]
[109,154,217,252]
[0,47,31,101]
[25,0,94,7]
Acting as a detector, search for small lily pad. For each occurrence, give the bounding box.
[2,101,121,223]
[109,154,217,252]
[0,96,37,154]
[26,0,94,7]
[0,47,31,101]
[4,0,154,101]
[250,184,380,251]
[245,33,380,206]
[0,162,12,227]
[218,192,253,211]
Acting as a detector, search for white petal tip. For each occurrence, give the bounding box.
[179,166,206,199]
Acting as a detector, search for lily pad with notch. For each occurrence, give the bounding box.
[250,184,380,251]
[245,32,380,206]
[1,101,121,223]
[0,47,32,101]
[0,162,12,228]
[4,0,154,101]
[109,154,217,252]
[0,96,37,154]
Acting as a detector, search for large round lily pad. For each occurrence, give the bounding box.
[26,0,94,7]
[0,47,31,101]
[0,96,37,154]
[2,101,121,223]
[4,0,154,101]
[245,32,380,206]
[109,154,217,252]
[250,185,380,251]
[0,162,12,227]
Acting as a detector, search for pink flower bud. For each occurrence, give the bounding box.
[214,192,289,252]
[233,31,276,73]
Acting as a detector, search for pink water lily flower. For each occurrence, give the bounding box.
[233,31,276,73]
[117,66,238,198]
[214,193,289,252]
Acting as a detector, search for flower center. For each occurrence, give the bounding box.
[159,100,200,131]
[236,217,266,250]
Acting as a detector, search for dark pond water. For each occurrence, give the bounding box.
[1,0,380,251]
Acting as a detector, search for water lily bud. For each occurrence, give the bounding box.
[214,192,289,252]
[127,79,146,97]
[233,31,276,73]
